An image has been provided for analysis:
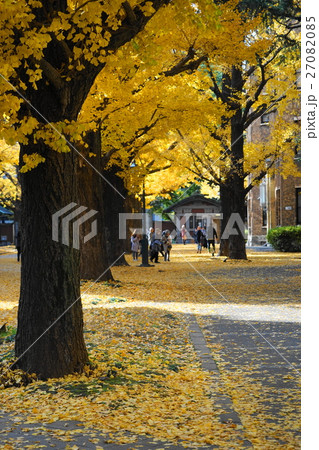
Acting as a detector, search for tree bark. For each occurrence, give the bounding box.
[103,165,129,266]
[219,180,247,259]
[219,183,230,257]
[78,130,115,280]
[15,143,89,379]
[219,67,247,260]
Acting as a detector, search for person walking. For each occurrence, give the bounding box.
[181,224,187,245]
[207,223,218,256]
[150,238,161,263]
[162,230,172,261]
[147,227,154,249]
[130,231,140,261]
[195,226,203,253]
[201,226,207,249]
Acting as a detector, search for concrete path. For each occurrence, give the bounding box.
[0,413,193,449]
[188,315,253,448]
[187,313,300,448]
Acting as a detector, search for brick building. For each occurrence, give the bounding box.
[246,105,301,246]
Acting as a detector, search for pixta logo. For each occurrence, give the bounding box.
[52,203,98,249]
[118,212,246,239]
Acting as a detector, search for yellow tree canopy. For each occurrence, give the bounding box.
[0,0,300,198]
[0,141,20,210]
[0,0,176,170]
[87,0,300,202]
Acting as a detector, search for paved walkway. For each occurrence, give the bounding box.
[189,313,300,448]
[0,414,191,449]
[0,312,300,449]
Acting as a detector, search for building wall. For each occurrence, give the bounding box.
[0,222,14,245]
[268,173,301,229]
[247,173,301,246]
[163,198,222,242]
[247,182,268,245]
[175,202,222,239]
[247,102,301,245]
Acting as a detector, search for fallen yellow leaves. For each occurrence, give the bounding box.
[0,245,300,448]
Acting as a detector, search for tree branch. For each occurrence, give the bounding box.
[204,62,225,102]
[163,47,208,77]
[122,1,138,26]
[244,157,277,196]
[37,58,65,92]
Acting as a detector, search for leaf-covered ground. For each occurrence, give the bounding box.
[0,245,301,449]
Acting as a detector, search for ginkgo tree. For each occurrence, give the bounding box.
[0,0,180,379]
[75,23,217,277]
[0,0,300,378]
[127,0,301,259]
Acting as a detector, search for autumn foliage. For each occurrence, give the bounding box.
[0,1,300,376]
[0,246,300,447]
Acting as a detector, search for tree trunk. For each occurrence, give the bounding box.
[219,179,247,260]
[103,165,129,266]
[15,143,89,379]
[219,183,231,257]
[219,66,247,260]
[78,130,114,280]
[12,0,169,379]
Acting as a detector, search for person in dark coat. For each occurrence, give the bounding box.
[200,226,207,249]
[195,226,203,253]
[150,239,162,263]
[162,230,172,261]
[207,224,218,255]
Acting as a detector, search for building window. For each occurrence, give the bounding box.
[262,206,267,227]
[275,189,281,226]
[195,217,202,228]
[259,179,266,206]
[261,113,270,124]
[296,188,301,225]
[189,216,194,229]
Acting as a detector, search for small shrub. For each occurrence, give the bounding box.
[267,226,301,252]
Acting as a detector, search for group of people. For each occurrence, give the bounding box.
[178,223,218,255]
[130,223,218,262]
[130,227,172,263]
[194,224,218,255]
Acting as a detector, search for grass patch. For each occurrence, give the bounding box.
[0,326,16,344]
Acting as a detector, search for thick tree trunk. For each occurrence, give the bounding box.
[219,66,247,260]
[15,143,89,379]
[78,130,114,280]
[227,129,247,259]
[219,180,247,259]
[12,0,169,379]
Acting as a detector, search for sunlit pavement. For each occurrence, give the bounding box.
[192,316,301,448]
